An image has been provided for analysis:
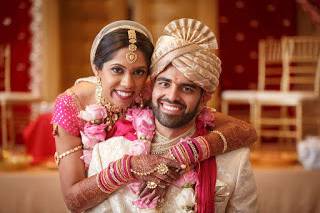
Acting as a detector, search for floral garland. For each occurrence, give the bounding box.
[78,104,156,166]
[78,104,108,166]
[78,104,215,210]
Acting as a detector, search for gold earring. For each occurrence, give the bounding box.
[139,93,144,108]
[95,76,105,105]
[134,92,144,108]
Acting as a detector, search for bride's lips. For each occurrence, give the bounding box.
[113,90,134,100]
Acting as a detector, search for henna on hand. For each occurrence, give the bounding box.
[64,175,108,212]
[130,154,184,182]
[138,180,169,207]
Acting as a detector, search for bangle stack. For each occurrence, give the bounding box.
[161,130,227,166]
[169,131,228,165]
[96,155,133,194]
[170,138,202,165]
[194,136,211,160]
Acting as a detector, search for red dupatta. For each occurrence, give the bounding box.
[194,112,217,213]
[196,157,217,213]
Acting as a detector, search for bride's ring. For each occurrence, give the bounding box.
[156,163,169,175]
[146,181,158,189]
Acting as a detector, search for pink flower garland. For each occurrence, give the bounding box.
[126,107,158,208]
[196,107,216,135]
[78,104,108,167]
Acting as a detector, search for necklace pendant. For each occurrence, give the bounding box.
[112,113,119,121]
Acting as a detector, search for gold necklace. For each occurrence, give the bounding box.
[103,102,126,131]
[151,125,196,155]
[95,76,127,131]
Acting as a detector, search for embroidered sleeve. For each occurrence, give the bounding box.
[51,92,84,137]
[201,112,257,155]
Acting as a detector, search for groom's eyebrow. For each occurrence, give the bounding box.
[156,77,171,83]
[181,83,197,88]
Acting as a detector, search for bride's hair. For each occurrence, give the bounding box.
[93,29,154,71]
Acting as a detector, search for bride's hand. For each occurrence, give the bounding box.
[136,180,169,207]
[130,154,185,184]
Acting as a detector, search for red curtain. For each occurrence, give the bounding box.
[0,0,32,145]
[218,0,297,91]
[0,0,32,91]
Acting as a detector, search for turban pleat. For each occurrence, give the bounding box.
[151,18,222,93]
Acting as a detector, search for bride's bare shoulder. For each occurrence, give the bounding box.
[70,81,96,106]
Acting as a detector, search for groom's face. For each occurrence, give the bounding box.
[151,65,202,129]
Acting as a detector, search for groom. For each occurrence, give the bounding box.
[144,18,258,212]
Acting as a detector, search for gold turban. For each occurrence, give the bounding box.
[150,18,222,93]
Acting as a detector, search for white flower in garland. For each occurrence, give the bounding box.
[175,187,196,213]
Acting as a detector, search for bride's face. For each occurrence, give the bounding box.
[97,47,149,108]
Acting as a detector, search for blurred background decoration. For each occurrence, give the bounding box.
[0,1,320,213]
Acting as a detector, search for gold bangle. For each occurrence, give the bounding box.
[115,160,126,182]
[54,145,83,166]
[179,144,191,164]
[169,149,177,161]
[187,140,199,162]
[96,173,110,194]
[195,136,210,159]
[212,130,227,153]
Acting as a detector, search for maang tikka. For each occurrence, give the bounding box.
[126,29,138,63]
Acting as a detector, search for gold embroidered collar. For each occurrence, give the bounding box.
[151,125,196,155]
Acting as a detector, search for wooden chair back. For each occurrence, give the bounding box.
[258,39,283,91]
[282,36,320,95]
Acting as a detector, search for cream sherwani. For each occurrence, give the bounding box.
[87,136,258,213]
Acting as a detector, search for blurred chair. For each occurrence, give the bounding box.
[221,39,283,126]
[255,36,320,146]
[0,44,41,149]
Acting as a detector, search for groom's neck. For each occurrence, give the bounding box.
[155,119,195,139]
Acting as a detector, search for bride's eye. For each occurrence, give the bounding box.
[111,66,124,74]
[133,69,147,76]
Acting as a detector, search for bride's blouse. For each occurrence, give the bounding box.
[52,90,85,136]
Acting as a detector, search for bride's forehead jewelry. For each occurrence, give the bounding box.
[126,29,138,64]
